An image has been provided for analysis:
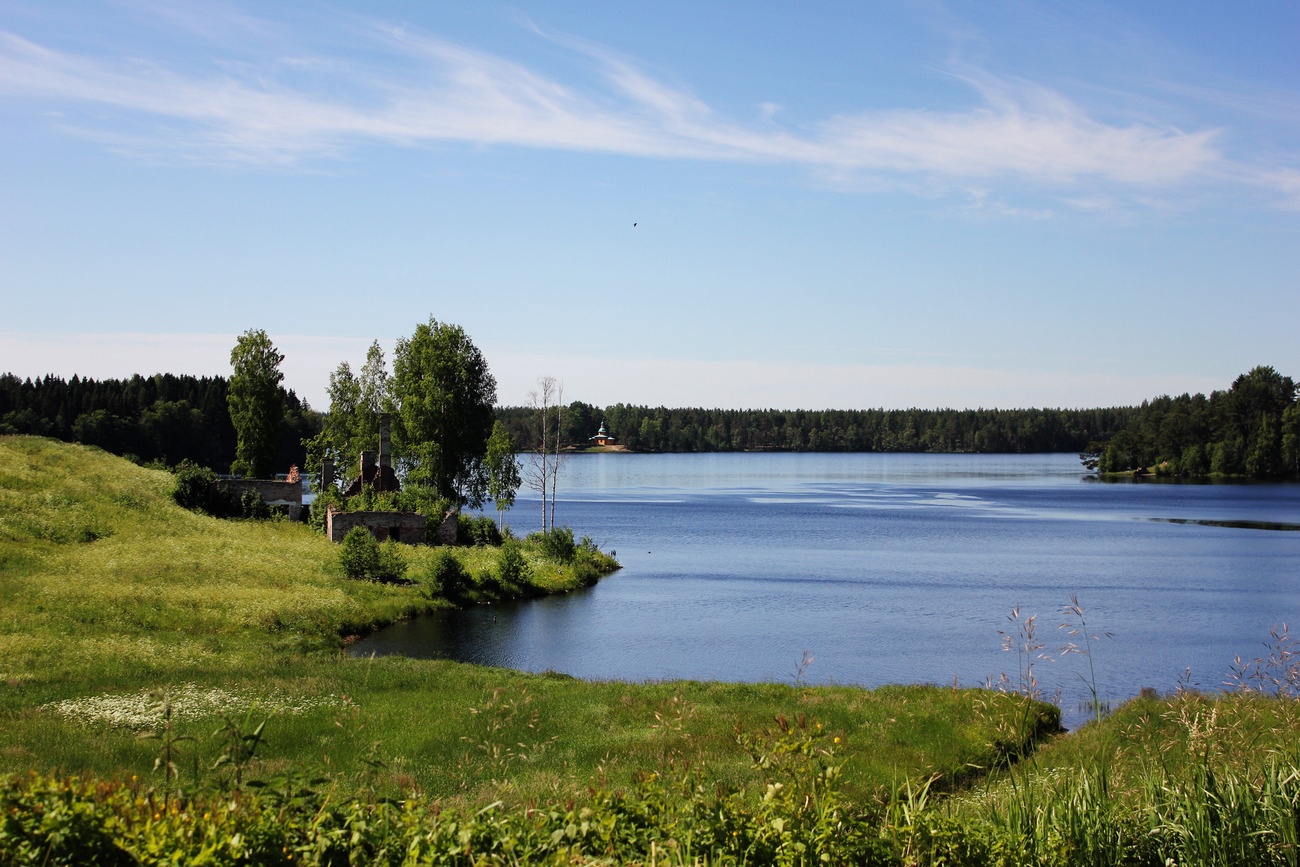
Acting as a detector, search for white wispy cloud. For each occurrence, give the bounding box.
[0,14,1277,204]
[814,73,1221,184]
[1262,168,1300,211]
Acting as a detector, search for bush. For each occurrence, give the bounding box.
[496,539,531,588]
[569,558,600,588]
[420,549,471,599]
[531,526,576,563]
[308,487,342,533]
[172,464,239,517]
[374,540,407,584]
[339,527,380,580]
[339,529,408,583]
[394,488,453,525]
[172,463,216,511]
[476,568,503,598]
[239,489,271,520]
[457,514,502,547]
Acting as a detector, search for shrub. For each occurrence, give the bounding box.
[531,526,576,563]
[374,540,407,584]
[457,514,502,547]
[239,489,270,520]
[338,529,407,583]
[394,488,452,524]
[476,568,503,598]
[568,558,600,588]
[339,527,380,580]
[172,463,216,511]
[570,535,618,587]
[496,539,531,588]
[171,464,239,517]
[420,549,471,599]
[308,487,342,533]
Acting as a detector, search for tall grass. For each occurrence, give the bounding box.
[933,602,1300,866]
[6,694,1297,865]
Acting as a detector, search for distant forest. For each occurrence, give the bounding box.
[499,365,1298,480]
[1078,365,1299,479]
[0,373,318,472]
[3,365,1296,479]
[496,403,1136,455]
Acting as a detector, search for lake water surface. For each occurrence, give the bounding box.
[352,453,1300,729]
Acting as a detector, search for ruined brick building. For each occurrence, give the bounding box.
[322,414,456,545]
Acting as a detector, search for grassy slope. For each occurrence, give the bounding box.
[0,436,1057,809]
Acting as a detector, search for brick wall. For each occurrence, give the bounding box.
[215,479,303,520]
[327,510,428,544]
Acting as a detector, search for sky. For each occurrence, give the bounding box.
[2,1,1298,411]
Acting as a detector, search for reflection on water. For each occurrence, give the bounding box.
[1151,517,1300,532]
[352,453,1300,730]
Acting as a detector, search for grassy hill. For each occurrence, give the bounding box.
[0,437,1052,792]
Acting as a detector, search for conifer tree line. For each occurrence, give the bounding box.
[0,370,317,471]
[497,366,1299,479]
[4,358,1297,480]
[1080,365,1300,479]
[494,403,1136,457]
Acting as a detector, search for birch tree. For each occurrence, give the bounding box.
[485,420,522,529]
[525,376,566,531]
[357,340,392,448]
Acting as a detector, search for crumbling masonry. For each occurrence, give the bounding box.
[324,414,455,545]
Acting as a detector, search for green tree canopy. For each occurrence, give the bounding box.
[227,329,285,478]
[485,419,522,528]
[307,341,394,486]
[305,360,361,484]
[392,318,497,507]
[1222,365,1297,440]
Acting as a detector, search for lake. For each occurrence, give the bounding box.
[351,453,1300,729]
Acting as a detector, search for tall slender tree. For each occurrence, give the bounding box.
[305,360,361,485]
[357,340,392,449]
[485,420,522,529]
[524,376,566,530]
[227,329,284,478]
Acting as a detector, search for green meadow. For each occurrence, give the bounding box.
[1,435,1297,864]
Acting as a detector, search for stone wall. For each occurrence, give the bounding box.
[215,479,302,520]
[327,509,427,544]
[431,511,458,545]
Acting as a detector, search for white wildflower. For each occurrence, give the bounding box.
[43,683,338,729]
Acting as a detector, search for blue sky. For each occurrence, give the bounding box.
[2,1,1297,410]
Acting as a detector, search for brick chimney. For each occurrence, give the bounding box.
[360,450,376,483]
[321,457,335,492]
[378,412,392,469]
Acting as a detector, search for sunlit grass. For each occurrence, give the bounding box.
[9,436,1299,861]
[0,435,1051,810]
[0,437,431,684]
[916,691,1300,864]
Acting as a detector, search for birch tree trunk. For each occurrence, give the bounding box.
[526,376,559,531]
[548,382,565,532]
